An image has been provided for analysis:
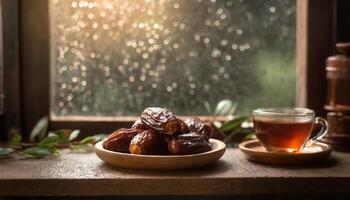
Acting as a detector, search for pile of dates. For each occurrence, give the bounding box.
[103,107,213,155]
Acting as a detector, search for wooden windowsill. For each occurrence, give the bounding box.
[0,148,349,196]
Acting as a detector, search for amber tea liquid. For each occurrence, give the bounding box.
[253,118,314,152]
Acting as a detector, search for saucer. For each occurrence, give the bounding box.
[239,139,332,165]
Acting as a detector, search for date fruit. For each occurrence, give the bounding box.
[185,118,213,141]
[140,107,179,135]
[129,130,167,155]
[176,118,190,134]
[103,128,140,153]
[131,119,148,130]
[167,133,212,155]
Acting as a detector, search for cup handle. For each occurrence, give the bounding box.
[305,117,328,147]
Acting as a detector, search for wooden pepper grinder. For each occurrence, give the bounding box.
[323,43,350,151]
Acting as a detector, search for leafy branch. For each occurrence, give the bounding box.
[205,100,254,145]
[0,117,106,158]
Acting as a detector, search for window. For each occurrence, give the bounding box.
[14,0,334,136]
[50,0,296,117]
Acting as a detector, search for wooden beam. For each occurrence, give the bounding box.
[19,0,50,138]
[296,0,336,116]
[1,0,21,141]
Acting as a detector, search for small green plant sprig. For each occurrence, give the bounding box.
[0,117,106,158]
[205,100,254,145]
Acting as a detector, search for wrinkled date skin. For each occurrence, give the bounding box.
[131,119,148,130]
[185,118,213,141]
[129,130,167,155]
[140,107,179,135]
[176,118,190,134]
[167,133,212,155]
[103,128,141,153]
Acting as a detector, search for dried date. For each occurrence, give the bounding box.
[185,118,213,141]
[176,118,190,134]
[140,107,179,135]
[167,132,212,155]
[131,118,148,130]
[103,128,141,153]
[129,130,167,155]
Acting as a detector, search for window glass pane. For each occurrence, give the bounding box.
[51,0,296,116]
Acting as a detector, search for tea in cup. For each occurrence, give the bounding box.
[252,108,328,153]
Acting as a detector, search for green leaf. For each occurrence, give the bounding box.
[228,102,238,116]
[92,133,107,143]
[214,100,234,116]
[51,130,69,142]
[78,134,106,145]
[245,132,256,140]
[8,133,22,145]
[69,130,80,141]
[79,136,94,144]
[204,101,212,115]
[39,134,59,147]
[219,116,248,132]
[23,146,53,158]
[29,117,49,142]
[0,147,15,156]
[70,144,93,152]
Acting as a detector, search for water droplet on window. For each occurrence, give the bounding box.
[269,6,276,13]
[211,48,222,58]
[59,101,64,107]
[224,73,230,79]
[129,76,135,82]
[232,43,238,50]
[216,8,223,15]
[194,34,200,41]
[171,82,178,88]
[166,86,173,92]
[220,40,228,46]
[66,94,73,101]
[239,45,246,51]
[82,106,88,112]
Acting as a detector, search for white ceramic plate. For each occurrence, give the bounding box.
[95,139,226,170]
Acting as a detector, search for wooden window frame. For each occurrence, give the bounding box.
[3,0,337,139]
[0,0,21,140]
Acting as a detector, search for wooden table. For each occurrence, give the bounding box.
[0,148,350,197]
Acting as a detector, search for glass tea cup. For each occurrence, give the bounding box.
[252,108,328,153]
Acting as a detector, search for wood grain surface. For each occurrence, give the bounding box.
[0,148,349,196]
